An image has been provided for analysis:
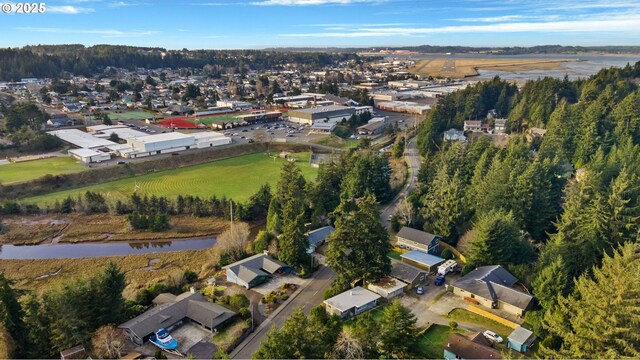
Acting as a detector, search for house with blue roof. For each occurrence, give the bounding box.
[305,225,335,254]
[400,250,446,272]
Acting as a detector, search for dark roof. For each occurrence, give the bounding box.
[323,93,351,105]
[453,265,533,310]
[306,226,335,247]
[187,341,218,359]
[119,292,235,339]
[445,333,502,359]
[396,226,439,246]
[390,259,426,283]
[60,345,86,359]
[222,253,287,284]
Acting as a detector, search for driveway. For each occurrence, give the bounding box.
[381,137,420,227]
[251,274,309,296]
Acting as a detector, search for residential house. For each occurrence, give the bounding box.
[119,290,236,346]
[324,286,381,318]
[508,326,536,353]
[390,259,427,290]
[222,253,287,289]
[400,250,446,272]
[306,225,335,254]
[451,265,534,317]
[396,226,441,254]
[463,120,482,132]
[367,277,407,299]
[444,333,502,359]
[526,127,548,141]
[494,119,507,134]
[443,128,467,142]
[60,346,86,360]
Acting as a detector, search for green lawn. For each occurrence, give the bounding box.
[343,306,385,328]
[0,157,85,185]
[191,113,248,125]
[416,324,451,359]
[23,152,317,205]
[448,308,514,337]
[387,250,403,260]
[107,111,158,120]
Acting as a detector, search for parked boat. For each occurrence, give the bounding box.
[149,328,178,350]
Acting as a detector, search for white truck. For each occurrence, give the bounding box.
[437,259,458,275]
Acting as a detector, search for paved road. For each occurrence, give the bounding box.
[381,136,421,227]
[231,265,336,359]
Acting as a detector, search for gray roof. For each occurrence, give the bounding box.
[187,341,218,359]
[396,226,439,246]
[400,250,445,267]
[306,226,335,247]
[324,286,381,312]
[453,265,533,310]
[390,259,426,283]
[119,292,235,338]
[223,253,286,284]
[509,326,536,345]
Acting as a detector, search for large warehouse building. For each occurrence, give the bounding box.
[125,132,231,158]
[288,105,373,125]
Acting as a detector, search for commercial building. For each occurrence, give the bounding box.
[310,121,337,133]
[357,118,389,135]
[127,132,195,155]
[68,148,111,164]
[376,101,430,115]
[192,132,232,148]
[288,105,356,125]
[48,129,117,149]
[324,287,381,319]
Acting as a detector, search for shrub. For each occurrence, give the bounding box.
[229,293,250,310]
[183,270,198,283]
[215,295,230,305]
[263,292,278,304]
[441,248,454,260]
[449,321,458,329]
[239,307,251,319]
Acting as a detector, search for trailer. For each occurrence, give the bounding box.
[437,260,457,275]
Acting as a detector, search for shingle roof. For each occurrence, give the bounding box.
[453,265,533,310]
[223,253,287,284]
[396,226,439,246]
[509,326,536,345]
[445,333,502,359]
[390,259,426,283]
[119,292,235,339]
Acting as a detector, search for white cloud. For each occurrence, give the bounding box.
[452,15,562,23]
[17,27,158,38]
[108,1,138,7]
[282,14,640,37]
[47,5,95,14]
[251,0,383,5]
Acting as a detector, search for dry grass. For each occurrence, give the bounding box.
[211,318,250,350]
[0,214,228,244]
[0,248,218,297]
[409,58,576,78]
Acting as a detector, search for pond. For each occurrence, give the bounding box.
[0,237,216,259]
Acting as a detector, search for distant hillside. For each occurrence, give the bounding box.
[266,45,640,55]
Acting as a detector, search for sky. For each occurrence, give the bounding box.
[1,0,640,49]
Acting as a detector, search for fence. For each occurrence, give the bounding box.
[467,305,519,329]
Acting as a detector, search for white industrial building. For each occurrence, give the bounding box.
[127,132,195,156]
[68,148,111,164]
[48,129,117,149]
[192,132,232,148]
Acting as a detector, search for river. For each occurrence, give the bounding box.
[0,237,216,260]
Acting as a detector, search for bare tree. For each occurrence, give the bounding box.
[330,328,364,359]
[91,325,125,359]
[217,222,250,262]
[397,198,414,225]
[0,324,15,359]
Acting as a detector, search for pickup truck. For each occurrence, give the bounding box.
[434,275,445,286]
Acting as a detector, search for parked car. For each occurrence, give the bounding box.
[483,330,504,343]
[117,161,126,165]
[434,275,445,286]
[415,286,424,295]
[171,152,179,156]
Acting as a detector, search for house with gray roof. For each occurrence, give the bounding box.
[390,259,427,289]
[400,250,446,272]
[444,333,502,359]
[306,225,335,254]
[396,226,441,254]
[222,253,287,289]
[324,286,381,319]
[119,290,236,346]
[452,265,534,317]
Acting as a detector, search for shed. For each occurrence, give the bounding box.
[400,250,446,272]
[508,326,536,353]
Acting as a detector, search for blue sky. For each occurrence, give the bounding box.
[2,0,640,49]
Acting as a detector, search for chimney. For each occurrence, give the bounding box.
[190,286,196,294]
[313,96,317,108]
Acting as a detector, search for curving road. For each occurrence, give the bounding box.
[381,136,421,227]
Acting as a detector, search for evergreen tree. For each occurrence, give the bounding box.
[23,295,53,359]
[0,273,26,357]
[420,164,464,242]
[378,299,418,358]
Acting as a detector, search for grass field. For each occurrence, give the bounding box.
[0,157,85,185]
[416,324,451,358]
[107,110,158,121]
[448,308,514,337]
[24,152,317,205]
[409,58,575,78]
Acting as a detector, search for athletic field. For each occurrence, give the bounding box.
[0,157,85,185]
[107,111,159,121]
[23,152,317,205]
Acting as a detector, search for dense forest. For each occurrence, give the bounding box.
[0,45,360,81]
[410,61,640,357]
